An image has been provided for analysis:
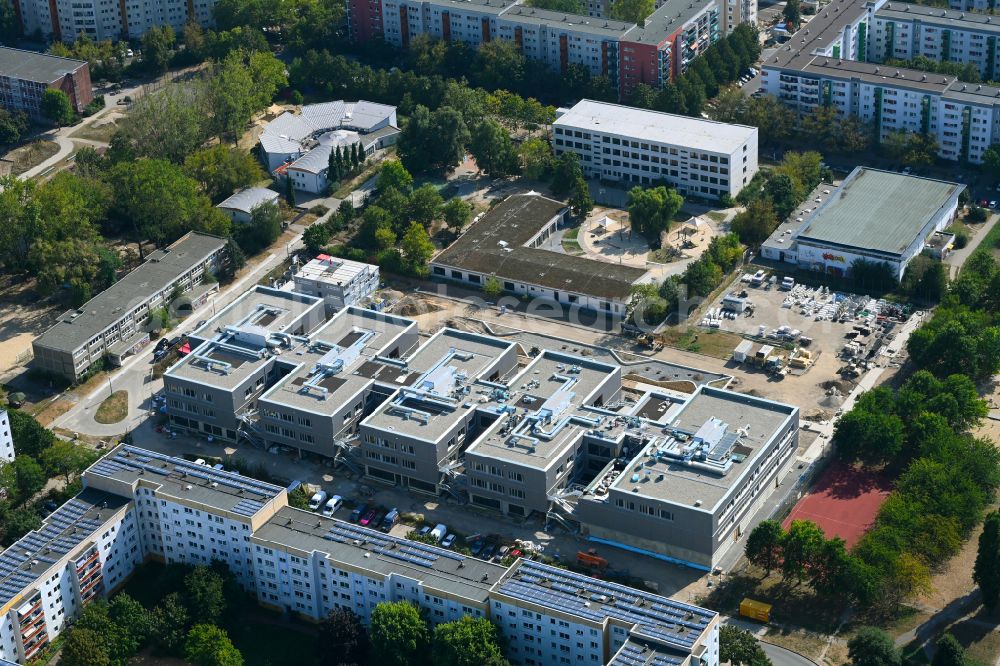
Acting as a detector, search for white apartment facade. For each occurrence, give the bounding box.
[0,411,12,463]
[552,100,759,199]
[0,444,721,666]
[869,3,1000,82]
[17,0,219,41]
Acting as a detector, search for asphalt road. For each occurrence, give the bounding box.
[761,640,819,666]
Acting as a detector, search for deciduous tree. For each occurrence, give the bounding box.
[745,520,784,575]
[369,601,430,666]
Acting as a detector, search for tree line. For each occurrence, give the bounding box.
[0,408,96,546]
[627,24,761,118]
[0,47,288,308]
[745,250,1000,618]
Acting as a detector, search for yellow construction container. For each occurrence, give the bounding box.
[739,598,772,623]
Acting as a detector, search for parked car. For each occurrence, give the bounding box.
[440,534,456,548]
[322,495,343,516]
[991,200,998,209]
[494,545,510,561]
[509,548,523,559]
[371,509,386,527]
[350,504,367,522]
[469,538,486,556]
[308,490,328,511]
[381,508,399,531]
[417,526,432,538]
[480,543,497,560]
[359,508,377,526]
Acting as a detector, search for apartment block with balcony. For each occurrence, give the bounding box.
[870,3,1000,81]
[16,0,221,40]
[0,443,723,666]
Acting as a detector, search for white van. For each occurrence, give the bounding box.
[308,490,328,511]
[429,523,448,542]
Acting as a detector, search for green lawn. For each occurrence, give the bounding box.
[562,227,584,255]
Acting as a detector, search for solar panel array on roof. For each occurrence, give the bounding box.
[501,560,714,652]
[0,497,111,605]
[318,519,474,569]
[97,446,285,500]
[610,642,684,666]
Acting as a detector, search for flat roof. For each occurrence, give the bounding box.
[253,506,507,603]
[0,47,87,83]
[610,637,689,666]
[258,308,416,416]
[501,5,633,37]
[34,233,226,355]
[0,488,128,608]
[433,194,648,301]
[188,286,321,342]
[877,2,1000,34]
[216,187,279,215]
[85,445,285,516]
[555,100,756,155]
[764,0,871,68]
[295,255,378,287]
[607,387,796,510]
[626,0,715,45]
[363,330,516,441]
[795,168,961,256]
[467,352,622,470]
[493,559,717,651]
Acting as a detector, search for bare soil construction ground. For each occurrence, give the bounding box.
[4,140,59,175]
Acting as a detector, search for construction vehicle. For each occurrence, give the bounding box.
[765,356,787,378]
[577,549,609,569]
[752,344,775,367]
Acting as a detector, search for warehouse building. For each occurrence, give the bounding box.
[0,443,722,666]
[430,193,649,317]
[0,48,91,118]
[552,100,759,199]
[32,232,226,382]
[760,167,963,279]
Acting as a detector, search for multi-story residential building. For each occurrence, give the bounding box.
[552,99,759,199]
[583,0,753,34]
[32,232,226,382]
[163,286,325,443]
[0,443,722,666]
[0,411,12,463]
[760,0,1000,163]
[869,3,1000,81]
[350,0,720,97]
[15,0,219,41]
[292,255,381,315]
[0,48,91,118]
[360,329,520,495]
[430,193,650,317]
[760,167,963,279]
[255,307,418,459]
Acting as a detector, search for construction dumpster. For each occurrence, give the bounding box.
[739,598,772,623]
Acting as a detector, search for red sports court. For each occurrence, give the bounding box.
[782,461,892,548]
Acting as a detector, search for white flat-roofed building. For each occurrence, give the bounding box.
[552,100,758,199]
[0,442,723,666]
[216,188,280,224]
[293,255,381,314]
